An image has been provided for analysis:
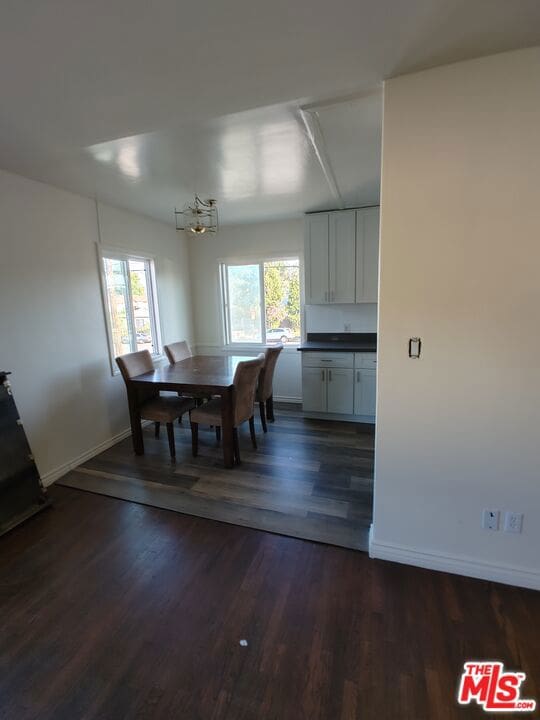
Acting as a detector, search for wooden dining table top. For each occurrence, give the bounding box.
[131,354,261,392]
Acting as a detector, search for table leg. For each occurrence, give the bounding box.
[221,386,235,469]
[129,400,144,455]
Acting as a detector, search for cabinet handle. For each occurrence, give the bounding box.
[321,369,325,381]
[356,370,360,382]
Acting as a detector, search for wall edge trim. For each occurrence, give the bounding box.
[369,534,540,591]
[40,423,151,487]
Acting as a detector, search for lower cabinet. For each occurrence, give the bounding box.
[301,351,376,419]
[326,368,354,414]
[354,368,376,416]
[302,367,328,412]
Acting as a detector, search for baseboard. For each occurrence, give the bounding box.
[40,423,150,487]
[274,396,302,404]
[369,530,540,591]
[302,410,375,424]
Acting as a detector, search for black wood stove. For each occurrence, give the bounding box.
[0,370,50,536]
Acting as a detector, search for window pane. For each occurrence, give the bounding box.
[264,259,301,345]
[227,264,262,343]
[103,257,132,357]
[129,260,156,353]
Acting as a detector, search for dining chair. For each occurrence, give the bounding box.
[189,354,265,465]
[163,340,211,408]
[116,350,195,459]
[163,340,192,364]
[256,344,283,432]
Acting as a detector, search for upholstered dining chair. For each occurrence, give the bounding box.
[256,344,283,432]
[116,350,195,459]
[163,340,191,364]
[189,354,265,465]
[163,340,211,409]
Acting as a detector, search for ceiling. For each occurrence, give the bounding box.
[1,0,539,226]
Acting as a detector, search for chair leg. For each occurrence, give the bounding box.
[249,416,257,449]
[259,401,268,433]
[266,395,275,422]
[154,422,160,438]
[166,422,176,459]
[191,421,199,457]
[233,427,240,465]
[215,426,221,443]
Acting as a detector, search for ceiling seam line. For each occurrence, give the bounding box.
[298,108,344,210]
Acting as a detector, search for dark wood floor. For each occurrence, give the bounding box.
[58,404,374,550]
[1,486,539,720]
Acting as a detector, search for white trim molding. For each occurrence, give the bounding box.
[369,528,540,591]
[39,423,150,487]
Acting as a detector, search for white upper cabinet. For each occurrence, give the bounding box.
[355,207,380,303]
[329,210,356,303]
[305,207,379,305]
[305,213,329,304]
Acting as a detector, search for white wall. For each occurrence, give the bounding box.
[188,218,304,401]
[0,169,193,483]
[372,47,540,589]
[305,303,377,333]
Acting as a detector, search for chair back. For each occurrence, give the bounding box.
[256,344,283,402]
[164,340,192,364]
[116,350,157,404]
[233,354,265,424]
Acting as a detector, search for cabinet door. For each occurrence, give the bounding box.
[329,210,356,303]
[356,207,380,303]
[305,214,329,304]
[354,368,376,416]
[327,368,354,414]
[302,367,327,412]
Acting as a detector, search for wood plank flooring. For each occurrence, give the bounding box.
[58,404,374,550]
[1,485,539,720]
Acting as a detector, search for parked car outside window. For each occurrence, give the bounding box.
[266,327,292,343]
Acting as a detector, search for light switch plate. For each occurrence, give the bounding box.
[482,509,500,531]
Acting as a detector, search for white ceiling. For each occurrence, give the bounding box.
[1,0,539,225]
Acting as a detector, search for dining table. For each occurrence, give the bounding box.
[130,354,259,468]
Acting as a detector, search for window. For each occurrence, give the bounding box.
[221,258,301,346]
[100,251,161,368]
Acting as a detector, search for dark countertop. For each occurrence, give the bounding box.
[297,333,377,353]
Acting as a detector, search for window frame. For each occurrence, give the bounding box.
[97,245,163,375]
[219,254,303,349]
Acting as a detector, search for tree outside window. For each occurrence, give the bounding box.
[222,258,301,345]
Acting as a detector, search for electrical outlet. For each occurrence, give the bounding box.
[482,509,500,531]
[504,511,523,534]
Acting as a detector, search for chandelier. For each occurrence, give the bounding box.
[175,195,218,234]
